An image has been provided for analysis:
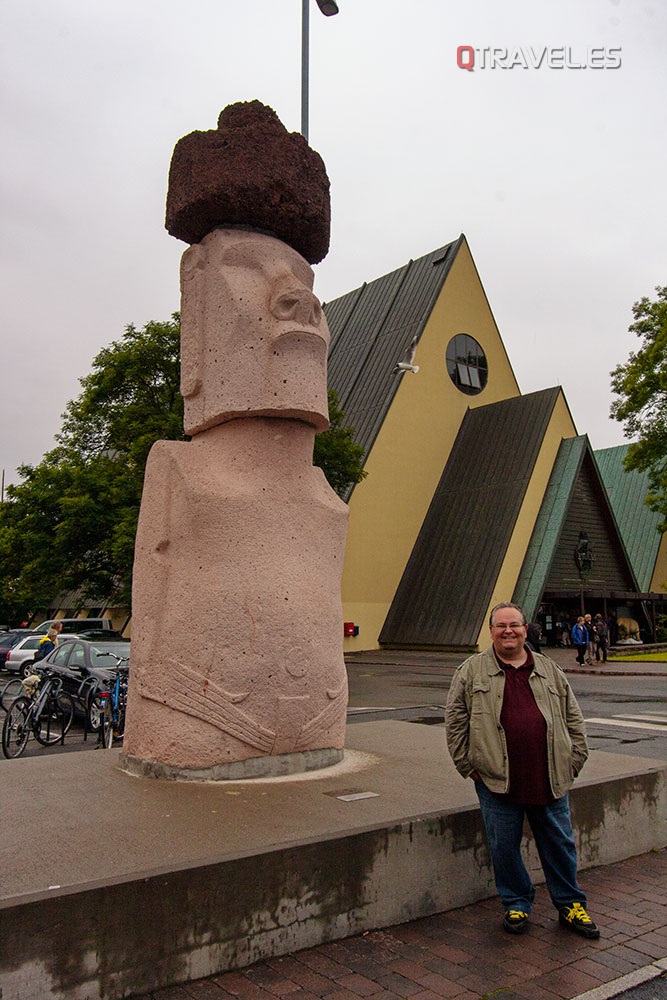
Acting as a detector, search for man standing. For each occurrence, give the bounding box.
[445,602,599,939]
[594,614,609,663]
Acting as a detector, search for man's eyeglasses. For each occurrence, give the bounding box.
[491,622,526,631]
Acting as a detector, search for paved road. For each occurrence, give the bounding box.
[615,978,667,999]
[346,647,667,762]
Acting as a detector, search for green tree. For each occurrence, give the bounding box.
[0,316,184,624]
[0,317,366,626]
[610,285,667,528]
[314,389,366,498]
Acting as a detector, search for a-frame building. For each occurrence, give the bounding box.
[323,236,665,651]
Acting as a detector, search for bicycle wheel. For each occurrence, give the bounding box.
[0,677,23,713]
[35,692,75,746]
[2,696,31,758]
[114,699,127,740]
[103,700,115,749]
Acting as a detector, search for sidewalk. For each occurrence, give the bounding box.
[135,647,667,1000]
[139,848,667,1000]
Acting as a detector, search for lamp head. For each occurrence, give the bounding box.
[315,0,339,14]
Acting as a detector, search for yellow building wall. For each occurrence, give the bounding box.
[650,536,667,593]
[477,392,578,649]
[341,238,521,651]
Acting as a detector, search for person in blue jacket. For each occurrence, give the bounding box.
[570,617,587,666]
[34,621,63,661]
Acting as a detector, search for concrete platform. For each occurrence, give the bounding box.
[1,721,666,1000]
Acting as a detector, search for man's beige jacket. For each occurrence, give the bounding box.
[445,647,589,799]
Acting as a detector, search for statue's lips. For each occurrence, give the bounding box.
[274,328,328,350]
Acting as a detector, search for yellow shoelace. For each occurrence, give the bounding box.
[565,903,593,923]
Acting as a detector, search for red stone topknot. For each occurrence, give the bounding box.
[165,101,331,264]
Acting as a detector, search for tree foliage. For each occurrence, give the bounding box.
[0,316,366,626]
[610,285,667,529]
[314,390,366,498]
[0,317,184,624]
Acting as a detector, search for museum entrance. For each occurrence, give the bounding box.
[535,593,667,647]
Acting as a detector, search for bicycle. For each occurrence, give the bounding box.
[0,676,23,713]
[94,657,129,749]
[77,674,106,738]
[2,667,75,758]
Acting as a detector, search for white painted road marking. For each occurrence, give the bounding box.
[585,717,667,732]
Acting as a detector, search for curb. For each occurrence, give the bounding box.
[563,667,667,677]
[572,957,667,1000]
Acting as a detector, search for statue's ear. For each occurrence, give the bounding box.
[180,244,207,397]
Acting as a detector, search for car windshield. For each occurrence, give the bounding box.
[90,643,130,667]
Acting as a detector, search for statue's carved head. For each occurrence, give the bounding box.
[180,228,330,434]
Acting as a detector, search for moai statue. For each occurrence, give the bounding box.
[120,103,349,780]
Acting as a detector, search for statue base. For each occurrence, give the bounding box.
[119,746,344,781]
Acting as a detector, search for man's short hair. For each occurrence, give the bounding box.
[489,602,526,627]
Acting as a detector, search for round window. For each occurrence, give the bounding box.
[446,334,488,395]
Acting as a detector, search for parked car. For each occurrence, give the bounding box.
[73,629,126,641]
[40,636,130,731]
[32,618,116,635]
[4,630,125,678]
[3,633,53,677]
[0,630,37,669]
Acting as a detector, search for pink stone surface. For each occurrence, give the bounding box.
[125,123,345,777]
[180,229,330,436]
[123,418,348,772]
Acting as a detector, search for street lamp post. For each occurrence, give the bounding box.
[301,0,339,143]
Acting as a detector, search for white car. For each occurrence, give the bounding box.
[4,634,75,678]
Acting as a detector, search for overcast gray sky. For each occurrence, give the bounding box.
[1,0,665,488]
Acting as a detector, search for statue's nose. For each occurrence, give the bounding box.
[271,285,322,327]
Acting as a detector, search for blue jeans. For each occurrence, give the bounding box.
[476,781,586,913]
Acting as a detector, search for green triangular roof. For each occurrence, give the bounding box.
[596,444,662,592]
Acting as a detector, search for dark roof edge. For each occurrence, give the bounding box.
[337,235,467,502]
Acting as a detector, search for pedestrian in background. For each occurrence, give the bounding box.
[445,602,599,939]
[526,621,541,653]
[595,614,609,663]
[571,617,587,666]
[34,620,62,661]
[558,618,571,648]
[584,614,596,665]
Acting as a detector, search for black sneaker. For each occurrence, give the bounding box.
[559,902,600,939]
[503,910,529,934]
